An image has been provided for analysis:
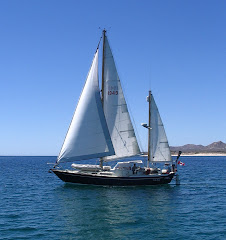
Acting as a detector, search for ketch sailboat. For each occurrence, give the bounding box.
[50,30,181,186]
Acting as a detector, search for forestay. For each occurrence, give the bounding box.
[102,37,140,161]
[57,50,115,163]
[149,95,172,162]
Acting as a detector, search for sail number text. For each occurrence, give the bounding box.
[108,90,118,95]
[108,86,118,95]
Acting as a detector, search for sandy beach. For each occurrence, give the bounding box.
[171,153,226,157]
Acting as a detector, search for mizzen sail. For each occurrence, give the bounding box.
[57,49,115,163]
[149,95,171,162]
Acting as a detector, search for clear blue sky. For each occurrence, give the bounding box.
[0,0,225,155]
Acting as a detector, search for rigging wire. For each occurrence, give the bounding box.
[119,77,144,153]
[96,35,102,52]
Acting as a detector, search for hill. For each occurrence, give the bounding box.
[170,141,226,155]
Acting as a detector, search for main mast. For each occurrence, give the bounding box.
[100,29,106,168]
[101,29,106,105]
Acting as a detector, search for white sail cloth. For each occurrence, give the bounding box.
[57,50,115,163]
[149,95,172,162]
[102,37,140,161]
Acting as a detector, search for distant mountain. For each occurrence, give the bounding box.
[170,141,226,154]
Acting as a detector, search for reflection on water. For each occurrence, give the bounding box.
[55,184,180,239]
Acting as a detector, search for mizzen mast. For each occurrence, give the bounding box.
[147,90,151,168]
[141,91,152,168]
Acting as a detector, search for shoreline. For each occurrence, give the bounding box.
[171,153,226,157]
[142,153,226,157]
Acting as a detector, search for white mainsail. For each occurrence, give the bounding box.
[57,49,115,163]
[102,37,140,161]
[149,95,172,162]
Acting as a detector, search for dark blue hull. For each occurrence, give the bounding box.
[52,169,175,186]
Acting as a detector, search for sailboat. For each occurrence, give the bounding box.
[50,30,181,186]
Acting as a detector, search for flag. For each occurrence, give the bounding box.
[178,161,185,166]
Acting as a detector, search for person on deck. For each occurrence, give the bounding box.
[132,164,137,174]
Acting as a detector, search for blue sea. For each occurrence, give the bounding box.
[0,156,225,240]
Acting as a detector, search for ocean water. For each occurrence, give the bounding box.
[0,156,225,240]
